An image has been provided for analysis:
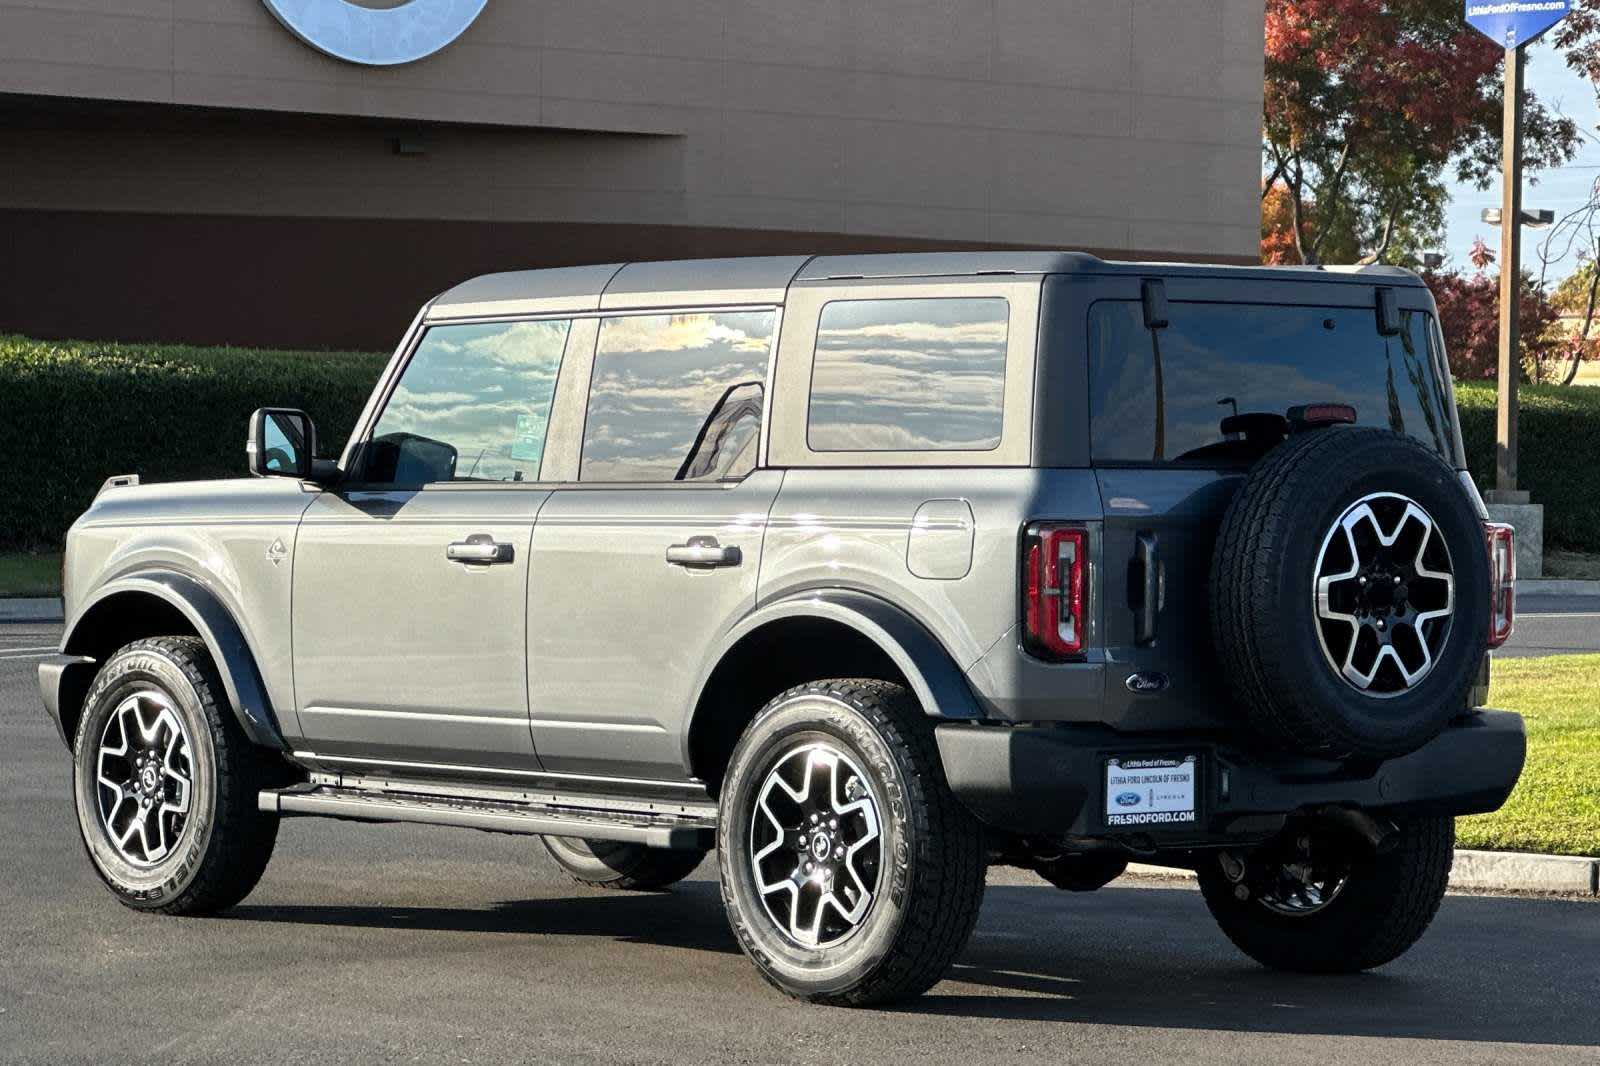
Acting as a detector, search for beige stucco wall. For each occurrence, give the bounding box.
[0,0,1264,259]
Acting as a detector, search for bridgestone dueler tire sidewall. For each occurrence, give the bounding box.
[1212,428,1491,760]
[718,681,983,1004]
[71,638,276,913]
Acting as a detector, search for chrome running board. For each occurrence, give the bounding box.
[259,783,716,850]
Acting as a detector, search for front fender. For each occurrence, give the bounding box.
[63,570,285,750]
[694,588,985,724]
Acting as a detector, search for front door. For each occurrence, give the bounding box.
[525,306,780,782]
[291,317,575,772]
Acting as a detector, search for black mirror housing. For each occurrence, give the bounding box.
[248,408,317,479]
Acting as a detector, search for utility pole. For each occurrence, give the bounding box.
[1495,46,1525,500]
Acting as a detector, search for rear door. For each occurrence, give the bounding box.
[1085,277,1458,732]
[525,307,781,781]
[292,318,572,771]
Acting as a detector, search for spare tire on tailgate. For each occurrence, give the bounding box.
[1210,426,1488,761]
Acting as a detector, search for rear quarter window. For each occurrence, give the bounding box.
[1088,300,1457,464]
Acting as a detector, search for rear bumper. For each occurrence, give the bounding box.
[38,654,96,748]
[935,709,1526,845]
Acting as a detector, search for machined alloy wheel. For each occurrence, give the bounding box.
[73,636,282,914]
[718,679,986,1005]
[95,689,194,867]
[749,741,883,949]
[1314,492,1455,696]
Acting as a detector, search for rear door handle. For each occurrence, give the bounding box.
[446,533,515,565]
[1133,531,1163,646]
[666,535,741,569]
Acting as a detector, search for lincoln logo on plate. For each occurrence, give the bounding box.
[262,0,488,66]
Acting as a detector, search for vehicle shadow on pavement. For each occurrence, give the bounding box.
[907,885,1600,1046]
[226,880,1599,1046]
[225,879,743,955]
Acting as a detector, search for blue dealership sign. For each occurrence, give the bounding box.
[1465,1,1572,49]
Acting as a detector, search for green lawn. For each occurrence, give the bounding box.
[1458,653,1600,857]
[0,552,61,597]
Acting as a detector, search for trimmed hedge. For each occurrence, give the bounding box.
[1,335,386,550]
[1456,381,1600,553]
[3,335,1599,553]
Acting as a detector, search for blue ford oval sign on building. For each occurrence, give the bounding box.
[1465,1,1572,49]
[264,0,488,66]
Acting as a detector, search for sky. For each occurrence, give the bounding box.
[1440,38,1600,279]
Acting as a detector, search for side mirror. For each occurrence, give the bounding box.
[248,408,317,479]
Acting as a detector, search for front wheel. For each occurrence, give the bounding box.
[71,637,282,914]
[717,679,987,1006]
[1197,815,1454,973]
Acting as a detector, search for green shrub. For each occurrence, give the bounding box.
[1456,380,1600,553]
[0,335,386,550]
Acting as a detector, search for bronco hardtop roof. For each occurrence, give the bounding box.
[426,252,1424,321]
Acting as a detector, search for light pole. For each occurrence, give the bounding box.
[1464,1,1573,511]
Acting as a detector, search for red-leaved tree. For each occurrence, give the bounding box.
[1265,0,1577,265]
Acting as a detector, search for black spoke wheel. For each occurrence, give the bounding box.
[1197,816,1454,973]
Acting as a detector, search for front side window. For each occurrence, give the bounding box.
[1088,300,1457,463]
[580,310,775,482]
[807,297,1008,452]
[365,319,571,484]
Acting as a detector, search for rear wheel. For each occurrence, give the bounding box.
[1197,815,1453,973]
[72,637,282,914]
[717,679,987,1006]
[540,836,707,890]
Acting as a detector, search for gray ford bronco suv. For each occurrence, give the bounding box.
[40,253,1524,1006]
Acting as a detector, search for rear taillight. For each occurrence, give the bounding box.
[1023,524,1086,659]
[1486,522,1515,648]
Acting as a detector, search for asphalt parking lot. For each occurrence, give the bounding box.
[2,621,1597,1065]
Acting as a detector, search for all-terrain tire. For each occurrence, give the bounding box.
[1211,426,1490,760]
[72,636,282,914]
[717,679,987,1006]
[1197,816,1454,973]
[541,836,707,890]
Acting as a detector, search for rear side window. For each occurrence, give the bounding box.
[365,319,570,484]
[807,297,1008,452]
[580,310,774,483]
[1088,301,1456,463]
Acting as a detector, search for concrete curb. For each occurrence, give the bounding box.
[0,597,63,623]
[1520,578,1600,598]
[1127,848,1600,897]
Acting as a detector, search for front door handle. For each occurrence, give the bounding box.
[666,535,741,569]
[446,533,515,565]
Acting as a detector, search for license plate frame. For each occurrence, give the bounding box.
[1103,754,1200,830]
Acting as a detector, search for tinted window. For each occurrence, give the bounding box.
[1088,301,1456,463]
[365,319,570,484]
[580,310,774,482]
[807,298,1008,452]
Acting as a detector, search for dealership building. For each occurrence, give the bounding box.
[1,1,1265,349]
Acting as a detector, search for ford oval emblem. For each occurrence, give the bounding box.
[1115,791,1142,807]
[1124,672,1170,694]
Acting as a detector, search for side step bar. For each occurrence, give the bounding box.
[259,784,715,850]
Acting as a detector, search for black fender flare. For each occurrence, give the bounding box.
[63,570,286,750]
[687,587,985,732]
